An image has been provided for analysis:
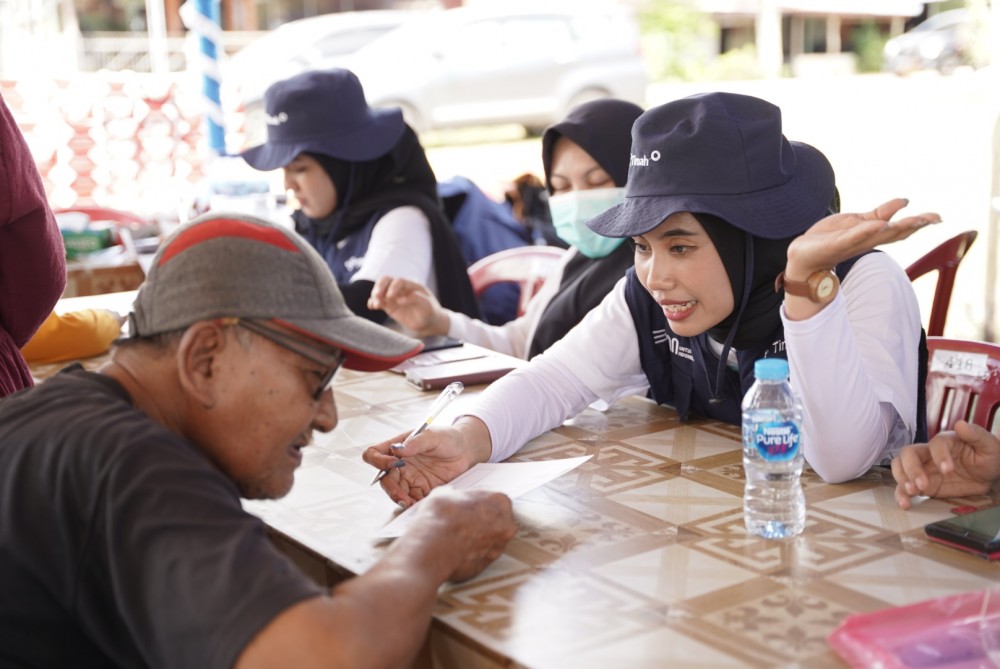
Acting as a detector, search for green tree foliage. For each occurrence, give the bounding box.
[851,21,886,73]
[638,0,718,81]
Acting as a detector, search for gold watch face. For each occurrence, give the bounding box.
[816,276,836,299]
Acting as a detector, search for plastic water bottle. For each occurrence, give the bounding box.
[742,358,806,539]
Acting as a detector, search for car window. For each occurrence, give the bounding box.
[569,11,633,46]
[436,19,504,65]
[312,26,401,58]
[500,16,575,56]
[913,11,967,33]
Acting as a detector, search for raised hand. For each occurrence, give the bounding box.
[785,198,940,280]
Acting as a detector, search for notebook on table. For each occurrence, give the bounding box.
[404,354,525,391]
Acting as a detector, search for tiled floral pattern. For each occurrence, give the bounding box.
[144,365,1000,666]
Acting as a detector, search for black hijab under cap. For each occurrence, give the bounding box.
[698,185,842,348]
[528,98,643,357]
[292,125,480,319]
[697,213,789,349]
[697,188,841,401]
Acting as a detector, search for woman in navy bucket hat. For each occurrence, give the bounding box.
[363,91,943,503]
[241,68,479,323]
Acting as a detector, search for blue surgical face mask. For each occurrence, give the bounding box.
[548,187,627,259]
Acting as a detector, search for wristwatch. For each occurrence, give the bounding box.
[775,269,839,305]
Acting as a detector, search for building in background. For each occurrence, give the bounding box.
[2,0,982,78]
[697,0,956,77]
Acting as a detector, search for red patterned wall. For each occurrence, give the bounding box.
[2,73,247,223]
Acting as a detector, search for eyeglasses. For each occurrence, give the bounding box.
[219,318,345,400]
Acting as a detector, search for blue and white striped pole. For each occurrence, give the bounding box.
[180,0,226,156]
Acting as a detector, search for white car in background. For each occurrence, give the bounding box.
[341,1,648,134]
[233,1,648,140]
[223,10,416,146]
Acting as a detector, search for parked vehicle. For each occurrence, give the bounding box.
[340,1,647,134]
[234,2,647,139]
[223,10,416,122]
[883,9,974,76]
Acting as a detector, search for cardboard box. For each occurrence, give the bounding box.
[64,261,145,298]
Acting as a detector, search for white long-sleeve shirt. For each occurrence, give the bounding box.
[445,248,575,359]
[461,252,922,483]
[350,205,437,294]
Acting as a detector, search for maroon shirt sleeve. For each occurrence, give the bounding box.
[0,92,67,396]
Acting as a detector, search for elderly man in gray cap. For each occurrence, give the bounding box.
[0,213,515,669]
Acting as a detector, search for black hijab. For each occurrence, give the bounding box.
[698,213,791,350]
[292,125,480,319]
[528,99,644,357]
[696,187,841,400]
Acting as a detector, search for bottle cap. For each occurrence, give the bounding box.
[754,358,789,381]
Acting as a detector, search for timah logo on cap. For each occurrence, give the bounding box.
[265,111,289,126]
[629,150,661,167]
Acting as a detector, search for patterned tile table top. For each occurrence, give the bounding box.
[230,367,1000,667]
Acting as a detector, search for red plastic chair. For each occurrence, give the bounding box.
[467,246,566,318]
[925,336,1000,438]
[905,230,978,337]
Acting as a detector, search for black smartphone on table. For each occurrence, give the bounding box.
[925,505,1000,559]
[419,335,464,352]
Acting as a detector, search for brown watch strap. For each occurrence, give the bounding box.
[774,269,839,304]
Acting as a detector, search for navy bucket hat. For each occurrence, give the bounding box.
[587,92,836,240]
[241,68,405,171]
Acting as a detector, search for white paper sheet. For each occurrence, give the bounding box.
[374,455,592,538]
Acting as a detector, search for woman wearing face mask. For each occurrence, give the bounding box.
[240,68,479,323]
[368,99,643,358]
[364,92,942,499]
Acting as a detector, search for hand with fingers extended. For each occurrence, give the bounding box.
[363,417,494,508]
[890,421,1000,509]
[403,486,516,582]
[786,198,940,279]
[783,197,940,320]
[367,276,451,337]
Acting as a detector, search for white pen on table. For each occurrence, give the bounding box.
[370,382,464,486]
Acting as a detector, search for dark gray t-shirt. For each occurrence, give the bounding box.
[0,367,322,668]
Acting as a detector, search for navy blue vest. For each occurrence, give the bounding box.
[624,254,927,442]
[624,267,787,425]
[303,215,379,285]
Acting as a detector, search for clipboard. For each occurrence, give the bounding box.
[404,355,523,390]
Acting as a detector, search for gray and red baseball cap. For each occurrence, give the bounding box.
[128,213,422,371]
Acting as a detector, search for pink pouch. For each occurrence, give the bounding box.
[828,587,1000,669]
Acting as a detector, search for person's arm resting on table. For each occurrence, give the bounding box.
[22,310,124,363]
[364,279,649,506]
[891,421,1000,509]
[237,488,514,669]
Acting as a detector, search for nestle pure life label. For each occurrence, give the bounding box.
[752,420,800,462]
